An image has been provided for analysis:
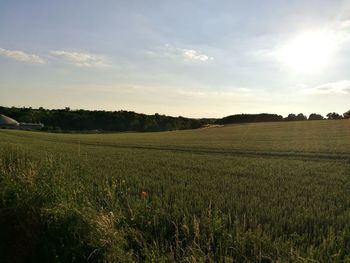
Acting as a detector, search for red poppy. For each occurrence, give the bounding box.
[141,191,148,199]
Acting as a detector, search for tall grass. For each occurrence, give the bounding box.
[1,120,350,262]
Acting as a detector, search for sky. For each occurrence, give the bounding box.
[0,0,350,118]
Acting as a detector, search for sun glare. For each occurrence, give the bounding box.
[278,30,337,73]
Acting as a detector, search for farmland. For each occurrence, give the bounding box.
[1,120,350,262]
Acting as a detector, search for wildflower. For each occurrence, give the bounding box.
[141,191,148,199]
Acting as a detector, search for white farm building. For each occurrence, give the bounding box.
[0,114,19,128]
[0,114,44,130]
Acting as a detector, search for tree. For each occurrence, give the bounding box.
[296,113,307,121]
[326,112,342,120]
[285,113,296,121]
[284,113,309,121]
[343,110,350,119]
[308,113,324,120]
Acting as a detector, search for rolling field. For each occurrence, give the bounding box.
[1,120,350,262]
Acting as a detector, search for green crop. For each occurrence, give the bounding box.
[1,120,350,262]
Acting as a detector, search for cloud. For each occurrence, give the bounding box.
[0,48,45,64]
[148,44,213,62]
[338,19,350,30]
[177,87,252,98]
[300,80,350,95]
[61,84,157,94]
[181,49,211,61]
[49,50,108,67]
[295,83,308,89]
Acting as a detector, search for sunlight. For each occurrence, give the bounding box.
[278,30,338,73]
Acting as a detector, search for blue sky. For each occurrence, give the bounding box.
[1,0,350,117]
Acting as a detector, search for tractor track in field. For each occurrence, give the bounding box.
[23,136,350,162]
[2,130,350,162]
[79,142,350,162]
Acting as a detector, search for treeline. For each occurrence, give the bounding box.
[216,111,350,125]
[217,113,283,124]
[0,106,207,132]
[285,112,350,121]
[1,106,349,132]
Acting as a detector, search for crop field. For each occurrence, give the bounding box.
[1,120,350,262]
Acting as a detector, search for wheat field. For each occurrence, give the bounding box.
[1,120,350,262]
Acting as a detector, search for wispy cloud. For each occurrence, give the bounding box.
[338,19,350,30]
[49,50,108,67]
[300,80,350,95]
[177,87,252,98]
[0,48,46,64]
[181,49,211,62]
[147,44,213,62]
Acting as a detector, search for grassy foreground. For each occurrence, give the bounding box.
[1,120,350,262]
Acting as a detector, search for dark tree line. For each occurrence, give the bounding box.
[1,106,349,132]
[216,111,350,125]
[284,113,307,121]
[308,113,324,120]
[216,113,283,125]
[0,106,207,132]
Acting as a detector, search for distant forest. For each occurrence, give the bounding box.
[0,106,208,132]
[0,106,349,132]
[216,111,350,124]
